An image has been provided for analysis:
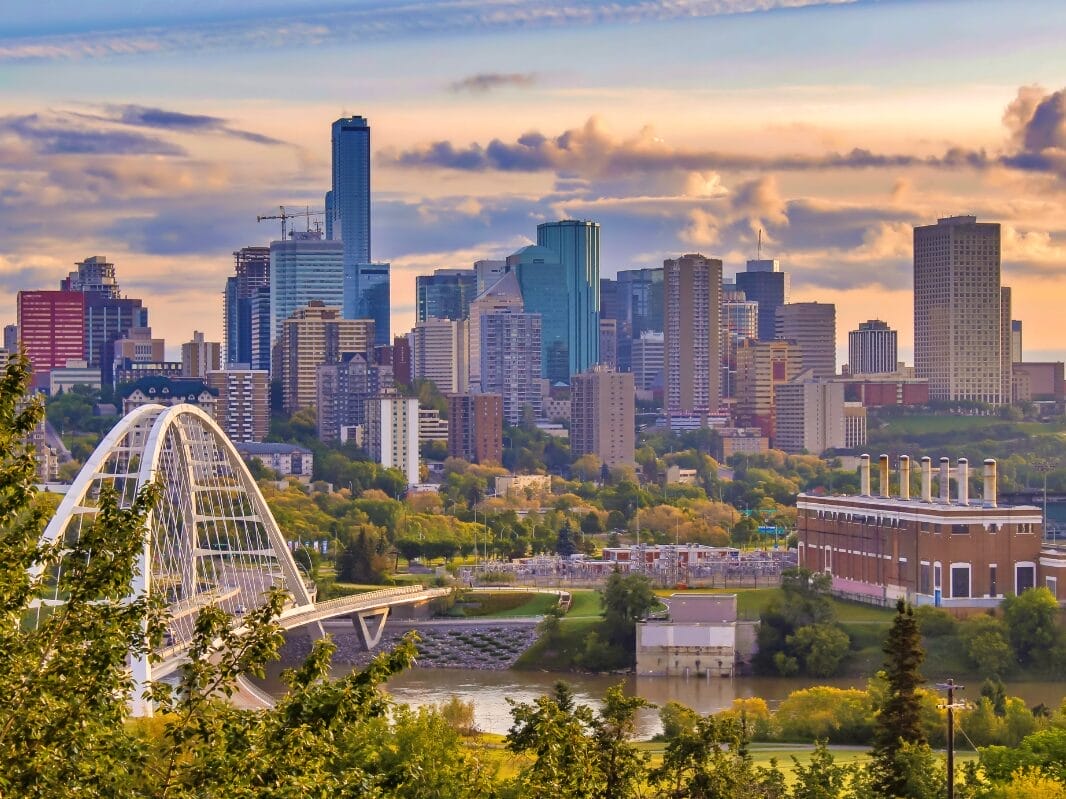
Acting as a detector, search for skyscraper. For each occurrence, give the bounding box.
[328,116,371,261]
[343,261,391,346]
[775,302,837,379]
[914,216,1008,404]
[663,254,722,416]
[616,267,664,336]
[571,366,634,468]
[722,282,759,398]
[735,339,802,438]
[848,319,898,375]
[480,310,543,425]
[17,291,85,390]
[467,272,524,392]
[774,378,846,455]
[224,246,270,367]
[408,318,468,394]
[473,260,507,295]
[447,393,503,465]
[415,268,477,322]
[205,369,270,442]
[181,331,222,378]
[736,259,789,341]
[507,244,569,383]
[269,231,345,347]
[61,256,120,298]
[365,395,420,487]
[536,220,600,377]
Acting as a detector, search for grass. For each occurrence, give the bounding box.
[566,590,603,618]
[460,591,560,618]
[513,616,602,671]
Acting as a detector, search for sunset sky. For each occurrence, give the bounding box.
[1,0,1064,363]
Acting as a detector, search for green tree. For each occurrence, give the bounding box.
[786,624,851,678]
[869,599,928,798]
[600,570,656,649]
[1002,587,1060,668]
[790,740,849,799]
[556,520,578,557]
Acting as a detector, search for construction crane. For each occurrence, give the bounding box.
[256,205,325,241]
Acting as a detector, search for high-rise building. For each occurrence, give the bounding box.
[474,260,507,295]
[61,256,121,298]
[390,335,412,386]
[571,366,634,467]
[1011,320,1023,363]
[631,332,664,391]
[775,302,837,379]
[773,376,846,454]
[722,282,759,398]
[480,310,543,425]
[249,287,272,373]
[224,246,270,367]
[82,294,149,384]
[663,254,722,415]
[735,259,789,341]
[599,318,618,369]
[536,220,600,376]
[447,393,503,464]
[508,244,570,383]
[467,272,524,392]
[205,369,270,442]
[416,269,477,322]
[276,301,375,413]
[408,318,468,394]
[616,267,664,336]
[316,354,393,442]
[328,116,371,262]
[269,232,345,347]
[1001,287,1013,406]
[848,320,898,376]
[16,291,85,390]
[343,261,391,346]
[3,324,17,353]
[181,331,222,378]
[735,339,802,438]
[365,395,420,487]
[112,327,165,383]
[914,216,1009,404]
[598,278,632,372]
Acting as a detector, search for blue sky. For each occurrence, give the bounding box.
[0,0,1064,362]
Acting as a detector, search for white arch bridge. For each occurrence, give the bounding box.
[39,404,446,716]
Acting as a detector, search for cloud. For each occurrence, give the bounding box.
[0,1,856,62]
[450,72,538,93]
[0,113,184,156]
[86,104,286,145]
[998,86,1066,177]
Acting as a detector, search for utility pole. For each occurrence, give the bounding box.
[937,679,966,799]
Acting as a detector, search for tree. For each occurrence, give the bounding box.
[581,510,604,535]
[600,570,657,649]
[1002,587,1060,668]
[791,740,849,799]
[556,520,578,557]
[869,599,929,798]
[786,624,850,678]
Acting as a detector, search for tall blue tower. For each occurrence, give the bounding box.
[536,220,600,378]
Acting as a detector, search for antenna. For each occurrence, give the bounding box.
[757,229,763,261]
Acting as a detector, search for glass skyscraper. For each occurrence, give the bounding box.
[268,232,344,346]
[736,259,789,342]
[416,268,477,322]
[535,220,600,378]
[343,262,391,346]
[507,245,570,383]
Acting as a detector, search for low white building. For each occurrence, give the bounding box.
[636,593,737,677]
[235,442,314,480]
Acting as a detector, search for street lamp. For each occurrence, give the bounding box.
[937,680,966,799]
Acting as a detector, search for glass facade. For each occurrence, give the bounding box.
[329,116,371,264]
[415,269,477,322]
[507,245,570,383]
[343,262,391,347]
[268,234,345,345]
[536,220,600,378]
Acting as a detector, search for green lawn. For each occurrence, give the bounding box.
[460,591,560,618]
[565,590,603,618]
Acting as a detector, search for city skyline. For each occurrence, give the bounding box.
[0,1,1065,364]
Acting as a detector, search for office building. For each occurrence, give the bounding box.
[342,261,391,346]
[735,259,789,341]
[49,360,102,395]
[181,331,222,378]
[571,366,634,467]
[327,115,371,262]
[224,246,270,368]
[631,331,664,391]
[448,393,504,464]
[914,216,1010,404]
[365,395,420,486]
[775,302,837,379]
[474,259,507,295]
[61,255,121,298]
[664,254,722,416]
[113,361,184,385]
[1012,362,1066,403]
[112,327,166,384]
[508,244,570,383]
[599,318,618,369]
[416,268,477,322]
[773,375,846,454]
[617,267,664,336]
[1011,320,1023,363]
[3,324,17,353]
[798,456,1045,606]
[390,335,412,386]
[848,320,898,376]
[269,232,345,347]
[1000,287,1013,406]
[205,369,270,442]
[536,220,600,376]
[316,354,393,442]
[16,291,85,390]
[480,310,543,425]
[722,284,759,398]
[734,339,802,438]
[844,402,868,449]
[408,318,468,394]
[468,271,524,392]
[276,301,375,413]
[599,278,633,373]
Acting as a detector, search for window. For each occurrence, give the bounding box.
[1048,577,1058,599]
[1016,563,1036,594]
[951,524,969,535]
[920,563,931,594]
[989,565,997,597]
[934,563,942,590]
[951,564,971,599]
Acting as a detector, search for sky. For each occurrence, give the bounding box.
[0,0,1065,364]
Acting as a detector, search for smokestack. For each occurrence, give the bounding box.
[899,456,910,501]
[921,456,932,503]
[984,459,998,507]
[860,454,871,496]
[879,455,890,498]
[939,457,951,503]
[958,459,969,505]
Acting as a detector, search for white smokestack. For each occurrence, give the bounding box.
[939,457,951,504]
[921,457,932,503]
[958,459,969,505]
[879,454,890,498]
[899,456,911,501]
[860,454,871,496]
[984,459,997,508]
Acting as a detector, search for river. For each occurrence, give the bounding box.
[260,665,1066,738]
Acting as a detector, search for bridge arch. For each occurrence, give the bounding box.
[40,403,315,715]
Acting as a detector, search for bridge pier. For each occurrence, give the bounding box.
[353,607,390,649]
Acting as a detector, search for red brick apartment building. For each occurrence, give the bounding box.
[797,454,1057,609]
